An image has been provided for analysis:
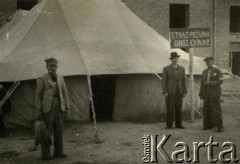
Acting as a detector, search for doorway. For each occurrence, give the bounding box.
[232,52,240,76]
[90,75,116,121]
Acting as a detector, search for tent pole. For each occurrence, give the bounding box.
[189,48,195,122]
[87,76,100,143]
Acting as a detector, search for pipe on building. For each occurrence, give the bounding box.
[213,0,217,65]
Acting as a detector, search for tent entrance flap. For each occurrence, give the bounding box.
[90,75,116,121]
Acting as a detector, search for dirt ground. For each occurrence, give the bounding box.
[0,78,240,164]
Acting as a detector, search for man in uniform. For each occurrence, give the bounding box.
[162,52,187,129]
[35,58,70,160]
[199,57,223,132]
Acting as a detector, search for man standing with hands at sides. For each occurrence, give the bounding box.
[162,52,187,129]
[35,58,70,160]
[199,57,223,132]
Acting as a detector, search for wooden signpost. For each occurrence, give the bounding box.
[169,28,211,122]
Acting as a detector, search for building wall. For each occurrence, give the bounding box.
[215,0,240,70]
[0,0,17,28]
[0,0,38,28]
[122,0,240,71]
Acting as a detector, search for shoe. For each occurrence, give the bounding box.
[176,126,185,129]
[54,154,67,158]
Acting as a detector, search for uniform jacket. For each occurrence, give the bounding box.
[35,73,70,115]
[162,65,187,96]
[199,66,223,98]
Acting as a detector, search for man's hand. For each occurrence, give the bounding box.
[164,93,168,97]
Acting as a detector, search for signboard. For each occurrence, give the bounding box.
[170,28,211,48]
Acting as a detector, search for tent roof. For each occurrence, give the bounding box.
[0,0,206,82]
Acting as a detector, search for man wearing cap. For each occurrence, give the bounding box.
[162,52,187,129]
[35,58,70,160]
[199,57,223,132]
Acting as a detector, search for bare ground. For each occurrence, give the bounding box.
[0,78,240,164]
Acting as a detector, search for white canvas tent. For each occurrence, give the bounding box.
[0,0,206,127]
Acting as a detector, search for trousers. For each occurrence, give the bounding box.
[41,97,64,158]
[203,92,223,129]
[165,90,183,128]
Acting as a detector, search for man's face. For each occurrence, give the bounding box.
[205,59,213,68]
[171,57,179,65]
[47,64,58,75]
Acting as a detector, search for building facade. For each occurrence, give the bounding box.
[0,0,16,28]
[123,0,240,75]
[0,0,38,27]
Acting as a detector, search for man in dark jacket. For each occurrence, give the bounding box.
[0,84,11,137]
[162,52,187,129]
[199,57,223,132]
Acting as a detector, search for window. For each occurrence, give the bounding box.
[230,6,240,32]
[231,52,240,75]
[17,0,38,10]
[170,4,190,28]
[230,42,240,75]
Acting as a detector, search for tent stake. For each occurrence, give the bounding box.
[87,76,101,143]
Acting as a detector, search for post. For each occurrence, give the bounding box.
[189,48,195,122]
[213,0,217,65]
[87,76,100,143]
